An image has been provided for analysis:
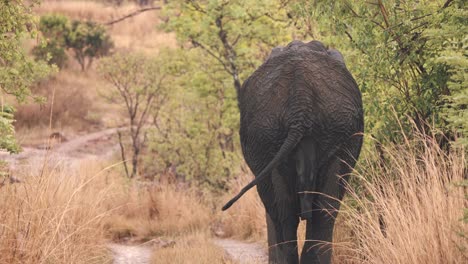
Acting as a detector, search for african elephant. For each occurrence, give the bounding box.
[222,40,364,264]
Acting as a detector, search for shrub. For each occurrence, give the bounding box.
[0,105,20,153]
[34,14,114,71]
[67,20,114,71]
[99,52,167,178]
[0,160,113,264]
[33,14,69,68]
[33,42,69,68]
[0,0,53,153]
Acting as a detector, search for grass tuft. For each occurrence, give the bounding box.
[104,181,213,241]
[0,160,115,264]
[333,134,466,263]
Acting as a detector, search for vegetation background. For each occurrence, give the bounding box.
[0,0,466,263]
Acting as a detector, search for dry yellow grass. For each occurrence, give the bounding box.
[0,159,117,264]
[105,181,213,241]
[218,170,267,241]
[15,70,99,130]
[151,231,233,264]
[333,135,467,263]
[220,134,466,263]
[0,154,217,264]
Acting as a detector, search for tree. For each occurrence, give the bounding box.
[67,20,114,71]
[428,1,468,146]
[99,53,167,179]
[0,0,53,153]
[147,48,242,188]
[155,0,293,186]
[33,14,70,68]
[161,0,291,91]
[290,0,467,145]
[33,15,114,71]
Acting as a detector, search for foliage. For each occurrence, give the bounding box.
[67,20,114,71]
[161,0,292,91]
[33,41,69,69]
[33,14,70,68]
[153,0,293,187]
[146,48,242,188]
[99,52,167,178]
[0,105,19,153]
[426,1,468,146]
[291,0,467,145]
[0,0,53,153]
[34,14,113,71]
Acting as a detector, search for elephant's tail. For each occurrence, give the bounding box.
[222,130,303,211]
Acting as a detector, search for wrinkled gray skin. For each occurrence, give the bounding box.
[222,40,363,264]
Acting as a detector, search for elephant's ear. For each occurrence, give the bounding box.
[327,49,346,64]
[267,46,284,60]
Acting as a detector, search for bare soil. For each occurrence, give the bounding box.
[214,239,268,264]
[108,243,153,264]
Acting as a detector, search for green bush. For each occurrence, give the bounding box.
[0,0,53,153]
[291,0,467,146]
[34,14,114,71]
[33,14,70,68]
[145,49,242,189]
[67,20,114,71]
[99,52,167,179]
[0,105,19,154]
[33,42,68,69]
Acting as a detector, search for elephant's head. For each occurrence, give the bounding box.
[267,40,346,65]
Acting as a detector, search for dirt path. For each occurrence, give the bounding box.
[214,239,267,264]
[1,127,268,264]
[108,243,153,264]
[0,127,124,170]
[107,239,267,264]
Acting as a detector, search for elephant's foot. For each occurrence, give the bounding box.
[300,214,335,264]
[300,241,329,264]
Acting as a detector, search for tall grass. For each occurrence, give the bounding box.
[220,134,466,263]
[0,155,216,264]
[15,70,97,130]
[219,171,266,241]
[105,181,213,241]
[0,160,116,264]
[334,134,467,263]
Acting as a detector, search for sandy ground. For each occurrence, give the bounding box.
[108,243,153,264]
[214,239,268,264]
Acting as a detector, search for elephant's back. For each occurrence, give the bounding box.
[239,46,363,144]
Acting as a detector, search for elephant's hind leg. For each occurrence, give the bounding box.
[300,156,344,264]
[260,167,300,264]
[300,141,361,264]
[266,211,300,264]
[295,137,318,220]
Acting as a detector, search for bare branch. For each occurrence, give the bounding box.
[186,0,206,14]
[117,131,130,178]
[443,0,454,8]
[105,6,161,26]
[191,40,233,74]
